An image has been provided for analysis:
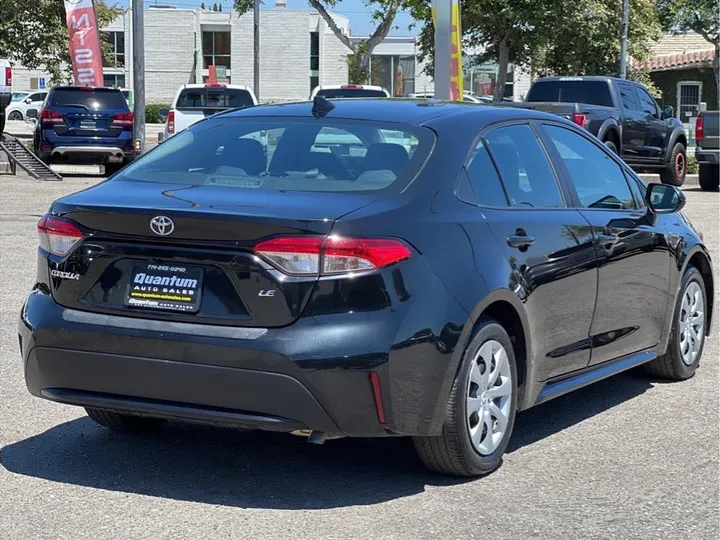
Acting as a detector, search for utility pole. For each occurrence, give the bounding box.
[619,0,629,78]
[433,0,452,100]
[132,0,146,153]
[253,0,260,100]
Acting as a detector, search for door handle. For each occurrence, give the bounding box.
[597,232,620,250]
[507,229,535,249]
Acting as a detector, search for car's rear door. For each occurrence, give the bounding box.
[465,122,599,381]
[617,81,645,160]
[538,122,671,366]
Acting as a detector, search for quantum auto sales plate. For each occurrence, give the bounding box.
[125,264,203,313]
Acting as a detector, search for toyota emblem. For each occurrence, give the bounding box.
[149,215,175,236]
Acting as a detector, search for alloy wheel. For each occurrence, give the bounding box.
[466,340,513,455]
[679,281,704,366]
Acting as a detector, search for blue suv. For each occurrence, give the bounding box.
[34,86,136,175]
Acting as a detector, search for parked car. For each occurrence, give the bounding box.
[33,85,136,176]
[20,100,713,477]
[695,109,719,191]
[410,91,493,103]
[5,89,47,121]
[310,84,390,99]
[11,90,31,102]
[0,59,10,134]
[516,76,688,186]
[162,83,257,140]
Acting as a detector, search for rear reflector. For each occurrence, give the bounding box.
[38,215,84,256]
[167,109,175,134]
[254,236,411,276]
[369,372,386,424]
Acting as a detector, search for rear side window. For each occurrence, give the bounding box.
[618,83,639,111]
[527,80,613,107]
[50,88,127,110]
[176,88,254,109]
[634,87,659,117]
[544,124,635,210]
[484,124,564,208]
[462,140,508,207]
[316,88,387,98]
[115,117,434,195]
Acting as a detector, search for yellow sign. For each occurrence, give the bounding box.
[431,2,464,100]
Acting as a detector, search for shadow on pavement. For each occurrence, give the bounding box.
[1,372,652,508]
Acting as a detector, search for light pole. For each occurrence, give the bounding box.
[131,0,145,153]
[433,0,452,100]
[619,0,629,78]
[253,0,260,100]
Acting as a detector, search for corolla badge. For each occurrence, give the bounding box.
[150,215,175,236]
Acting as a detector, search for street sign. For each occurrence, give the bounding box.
[215,66,227,79]
[39,77,46,89]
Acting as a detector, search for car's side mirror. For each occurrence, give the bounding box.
[646,183,685,214]
[661,105,674,119]
[158,108,169,119]
[24,98,32,104]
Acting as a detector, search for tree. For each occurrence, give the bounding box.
[235,0,404,84]
[656,0,719,86]
[0,0,121,83]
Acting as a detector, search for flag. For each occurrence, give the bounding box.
[64,0,105,86]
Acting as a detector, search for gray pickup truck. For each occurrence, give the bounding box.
[696,110,719,191]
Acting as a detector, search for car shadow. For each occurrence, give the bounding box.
[1,372,654,509]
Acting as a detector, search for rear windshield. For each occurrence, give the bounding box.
[115,117,434,194]
[50,88,128,110]
[526,80,613,107]
[176,87,254,109]
[316,88,387,98]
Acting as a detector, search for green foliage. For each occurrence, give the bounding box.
[0,1,122,84]
[145,103,171,124]
[687,154,698,174]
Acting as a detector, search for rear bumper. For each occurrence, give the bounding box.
[50,145,133,163]
[696,149,719,165]
[19,287,463,437]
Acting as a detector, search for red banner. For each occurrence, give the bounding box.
[64,0,104,86]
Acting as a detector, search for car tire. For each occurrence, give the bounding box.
[7,111,23,121]
[698,164,719,192]
[104,161,125,177]
[85,408,166,433]
[644,266,707,380]
[604,140,618,154]
[659,142,687,186]
[413,318,518,477]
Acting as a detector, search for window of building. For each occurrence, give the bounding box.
[368,55,415,97]
[485,124,564,208]
[463,60,514,99]
[103,73,126,88]
[544,124,634,210]
[102,31,125,68]
[202,31,231,69]
[310,32,319,94]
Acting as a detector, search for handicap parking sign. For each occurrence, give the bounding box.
[39,78,46,89]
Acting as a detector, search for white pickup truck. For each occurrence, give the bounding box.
[0,59,12,134]
[162,83,257,140]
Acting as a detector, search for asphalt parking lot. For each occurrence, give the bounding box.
[0,173,718,539]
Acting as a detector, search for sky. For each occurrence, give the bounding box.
[115,1,416,37]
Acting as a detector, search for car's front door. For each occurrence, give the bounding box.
[539,122,671,366]
[464,123,599,381]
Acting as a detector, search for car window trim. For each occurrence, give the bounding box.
[456,118,573,211]
[535,120,639,212]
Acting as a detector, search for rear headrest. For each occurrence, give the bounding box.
[220,138,266,175]
[364,143,409,175]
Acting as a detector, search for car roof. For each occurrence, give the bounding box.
[317,85,385,91]
[218,98,562,127]
[49,86,121,92]
[534,76,629,84]
[180,84,252,90]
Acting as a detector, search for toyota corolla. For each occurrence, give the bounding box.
[19,98,713,476]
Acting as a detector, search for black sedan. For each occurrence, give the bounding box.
[19,98,714,477]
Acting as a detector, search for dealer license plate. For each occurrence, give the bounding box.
[80,120,97,130]
[124,264,203,313]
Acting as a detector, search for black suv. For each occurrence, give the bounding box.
[519,76,688,186]
[33,86,136,175]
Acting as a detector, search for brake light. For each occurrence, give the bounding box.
[111,111,134,128]
[341,84,362,89]
[40,109,64,126]
[572,113,589,128]
[696,114,704,145]
[205,83,226,88]
[254,236,412,275]
[37,215,84,256]
[4,66,11,87]
[167,109,175,134]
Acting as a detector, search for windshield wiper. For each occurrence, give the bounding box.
[62,103,90,111]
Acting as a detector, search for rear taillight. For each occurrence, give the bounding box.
[111,111,134,128]
[696,115,704,146]
[40,109,63,126]
[254,236,412,276]
[4,66,11,87]
[37,215,84,256]
[572,113,589,128]
[341,84,362,89]
[167,110,175,134]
